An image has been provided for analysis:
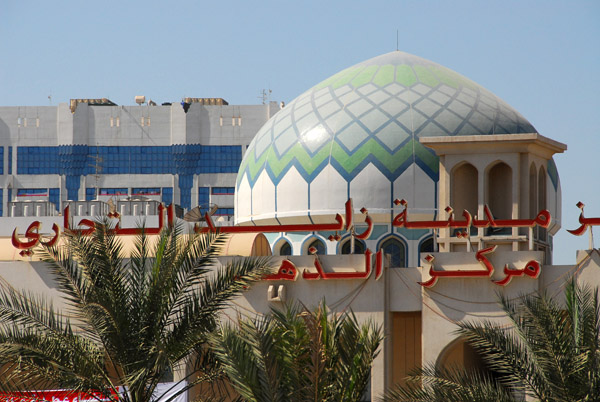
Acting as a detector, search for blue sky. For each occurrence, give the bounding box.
[1,0,598,264]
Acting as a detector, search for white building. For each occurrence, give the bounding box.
[0,97,280,221]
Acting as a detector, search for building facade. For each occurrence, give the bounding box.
[0,97,280,220]
[0,51,598,401]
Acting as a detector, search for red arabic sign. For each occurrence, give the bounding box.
[0,390,113,402]
[418,246,541,288]
[15,198,596,288]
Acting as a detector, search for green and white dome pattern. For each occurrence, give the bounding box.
[235,51,537,225]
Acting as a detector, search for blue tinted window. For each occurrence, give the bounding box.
[198,187,210,206]
[86,188,96,201]
[17,188,48,197]
[341,239,366,254]
[18,147,59,174]
[381,238,406,268]
[279,241,292,256]
[162,187,173,205]
[49,188,60,211]
[16,144,243,176]
[65,175,79,200]
[99,188,128,196]
[307,239,326,255]
[211,187,234,195]
[419,238,435,263]
[132,188,160,196]
[178,175,193,210]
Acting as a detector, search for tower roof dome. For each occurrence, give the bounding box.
[235,51,539,225]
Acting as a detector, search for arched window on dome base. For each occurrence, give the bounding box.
[274,239,292,256]
[419,236,435,265]
[379,237,406,268]
[340,238,366,255]
[304,237,326,256]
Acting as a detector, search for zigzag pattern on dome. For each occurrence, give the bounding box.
[237,51,537,189]
[238,138,439,186]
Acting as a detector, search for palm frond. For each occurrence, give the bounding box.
[384,277,600,402]
[212,301,382,402]
[0,219,270,402]
[382,364,516,402]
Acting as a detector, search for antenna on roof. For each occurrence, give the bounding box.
[258,89,272,105]
[396,30,399,51]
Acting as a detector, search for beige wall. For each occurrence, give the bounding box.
[1,243,599,399]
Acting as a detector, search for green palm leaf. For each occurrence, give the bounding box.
[383,278,600,402]
[211,301,382,402]
[0,219,271,402]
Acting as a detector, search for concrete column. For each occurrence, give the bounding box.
[59,176,65,212]
[512,157,520,251]
[174,175,181,207]
[192,175,199,208]
[2,185,5,217]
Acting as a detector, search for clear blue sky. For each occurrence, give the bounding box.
[1,0,598,264]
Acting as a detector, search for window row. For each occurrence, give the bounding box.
[211,187,235,195]
[15,145,243,175]
[7,188,61,212]
[86,187,173,204]
[17,188,48,196]
[16,117,40,128]
[219,116,242,126]
[451,160,547,221]
[99,188,128,196]
[276,236,435,268]
[199,187,235,204]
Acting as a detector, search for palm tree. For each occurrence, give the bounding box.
[383,278,600,402]
[0,219,271,402]
[211,302,382,402]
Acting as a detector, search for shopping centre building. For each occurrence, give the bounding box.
[0,95,280,219]
[1,51,599,400]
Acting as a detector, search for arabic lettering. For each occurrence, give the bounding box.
[264,259,298,281]
[7,198,555,288]
[393,200,548,231]
[567,201,600,236]
[302,247,373,280]
[419,246,495,288]
[12,221,61,257]
[493,259,541,286]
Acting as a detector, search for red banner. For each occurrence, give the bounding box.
[0,390,113,402]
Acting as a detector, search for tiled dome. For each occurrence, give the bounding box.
[235,51,538,225]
